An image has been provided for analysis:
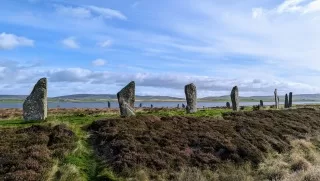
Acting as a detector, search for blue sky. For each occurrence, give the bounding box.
[1,0,320,97]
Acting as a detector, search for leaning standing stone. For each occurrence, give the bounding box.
[285,94,289,108]
[289,92,293,108]
[117,81,135,117]
[230,86,239,111]
[184,83,197,113]
[23,78,48,121]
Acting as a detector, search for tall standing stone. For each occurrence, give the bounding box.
[23,78,48,121]
[260,100,264,107]
[274,89,279,109]
[230,86,239,111]
[285,94,289,108]
[117,81,135,117]
[107,101,111,108]
[139,103,143,108]
[184,83,197,113]
[289,92,293,108]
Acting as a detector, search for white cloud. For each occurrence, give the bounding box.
[272,0,320,14]
[276,0,306,13]
[98,40,112,48]
[55,5,92,19]
[61,37,79,49]
[54,5,126,20]
[0,33,34,50]
[252,8,264,18]
[92,59,106,66]
[88,6,127,20]
[0,60,318,97]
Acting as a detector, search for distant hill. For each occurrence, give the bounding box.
[1,94,320,102]
[0,95,28,99]
[52,94,184,101]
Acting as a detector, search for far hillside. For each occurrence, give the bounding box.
[0,94,320,102]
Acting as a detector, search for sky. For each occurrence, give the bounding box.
[1,0,320,97]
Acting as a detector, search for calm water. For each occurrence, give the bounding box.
[1,101,320,109]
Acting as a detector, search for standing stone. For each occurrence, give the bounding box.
[182,103,185,108]
[274,89,279,109]
[23,78,47,121]
[289,92,293,108]
[107,101,111,108]
[177,104,180,108]
[151,104,153,108]
[260,100,264,107]
[285,94,289,108]
[184,83,197,113]
[117,81,135,117]
[121,102,135,117]
[230,86,239,111]
[226,102,231,108]
[139,103,143,108]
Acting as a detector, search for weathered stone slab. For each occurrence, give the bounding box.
[274,89,279,109]
[23,78,48,121]
[120,102,135,117]
[117,81,135,117]
[285,94,289,108]
[289,92,293,108]
[108,101,111,108]
[184,83,197,113]
[230,86,239,111]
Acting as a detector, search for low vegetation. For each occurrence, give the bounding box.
[1,107,320,180]
[0,124,76,181]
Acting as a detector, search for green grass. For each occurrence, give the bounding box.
[137,108,232,118]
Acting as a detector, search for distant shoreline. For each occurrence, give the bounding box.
[0,99,319,103]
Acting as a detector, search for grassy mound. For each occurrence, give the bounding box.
[0,124,76,181]
[88,108,320,180]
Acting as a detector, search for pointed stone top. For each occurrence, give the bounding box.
[126,81,135,87]
[185,83,196,87]
[231,86,238,93]
[35,77,47,86]
[30,78,47,97]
